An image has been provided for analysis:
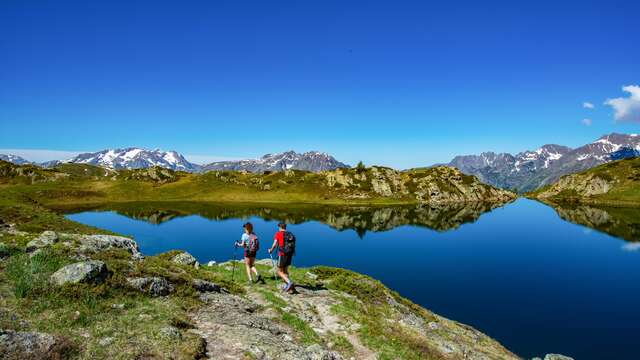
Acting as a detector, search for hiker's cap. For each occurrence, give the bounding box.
[277,222,287,229]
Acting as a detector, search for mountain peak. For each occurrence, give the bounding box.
[0,154,31,165]
[67,148,199,172]
[203,150,349,173]
[446,133,640,192]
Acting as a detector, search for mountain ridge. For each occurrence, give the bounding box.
[446,133,640,192]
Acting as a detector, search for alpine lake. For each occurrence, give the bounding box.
[60,199,640,360]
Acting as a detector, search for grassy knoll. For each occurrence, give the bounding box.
[528,157,640,207]
[0,160,515,209]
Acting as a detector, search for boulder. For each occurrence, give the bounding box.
[206,260,217,266]
[159,326,181,339]
[74,234,143,260]
[0,329,73,359]
[192,279,221,293]
[50,260,109,286]
[171,251,197,266]
[126,277,174,297]
[544,355,574,360]
[0,242,9,259]
[25,231,58,252]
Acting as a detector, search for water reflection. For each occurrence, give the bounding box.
[550,203,640,242]
[56,201,507,235]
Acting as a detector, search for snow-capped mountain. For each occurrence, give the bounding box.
[66,148,200,172]
[0,154,31,165]
[201,151,349,173]
[446,133,640,192]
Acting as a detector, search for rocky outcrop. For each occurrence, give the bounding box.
[63,233,143,260]
[25,231,58,253]
[126,277,174,297]
[50,260,109,286]
[191,279,221,293]
[172,251,198,266]
[0,329,73,359]
[535,173,612,199]
[323,166,516,204]
[121,166,179,184]
[191,292,343,360]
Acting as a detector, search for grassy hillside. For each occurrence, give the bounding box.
[0,160,515,207]
[0,167,519,359]
[528,157,640,206]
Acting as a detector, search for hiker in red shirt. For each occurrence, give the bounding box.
[268,222,295,292]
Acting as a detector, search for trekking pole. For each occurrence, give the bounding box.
[268,251,277,281]
[231,243,237,282]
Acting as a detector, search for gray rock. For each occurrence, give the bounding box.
[532,357,543,360]
[72,234,143,260]
[0,329,72,359]
[192,279,221,293]
[126,277,174,297]
[305,271,319,280]
[206,260,217,266]
[98,336,114,346]
[171,251,197,266]
[0,242,9,258]
[305,344,342,360]
[50,260,109,286]
[544,354,574,360]
[159,326,181,339]
[25,231,58,252]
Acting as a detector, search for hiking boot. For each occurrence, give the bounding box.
[284,281,294,292]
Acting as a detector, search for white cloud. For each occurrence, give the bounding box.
[581,118,592,126]
[583,102,594,109]
[0,149,84,163]
[604,85,640,123]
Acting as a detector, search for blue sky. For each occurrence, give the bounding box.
[1,0,639,168]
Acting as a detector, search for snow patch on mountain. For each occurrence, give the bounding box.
[201,150,349,173]
[66,148,200,172]
[0,154,31,165]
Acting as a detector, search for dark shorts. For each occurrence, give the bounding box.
[278,254,292,268]
[244,250,256,259]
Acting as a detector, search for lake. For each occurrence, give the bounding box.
[63,199,640,359]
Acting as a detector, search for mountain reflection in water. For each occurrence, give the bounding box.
[550,203,640,242]
[56,201,506,235]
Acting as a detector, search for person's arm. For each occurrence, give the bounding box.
[268,237,278,253]
[235,234,247,248]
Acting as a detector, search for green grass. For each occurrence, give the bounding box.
[5,249,68,298]
[529,157,640,206]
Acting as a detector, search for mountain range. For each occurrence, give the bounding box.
[0,148,349,173]
[446,133,640,192]
[0,154,31,165]
[1,133,638,189]
[200,150,349,173]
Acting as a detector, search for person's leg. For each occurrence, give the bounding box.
[244,257,253,281]
[249,257,260,278]
[277,266,290,284]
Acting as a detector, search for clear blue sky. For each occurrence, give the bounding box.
[1,0,639,167]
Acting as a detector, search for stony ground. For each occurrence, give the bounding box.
[0,224,574,360]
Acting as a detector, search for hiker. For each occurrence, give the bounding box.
[268,222,296,292]
[235,222,262,284]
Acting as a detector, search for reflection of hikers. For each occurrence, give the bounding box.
[235,222,262,284]
[268,222,296,292]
